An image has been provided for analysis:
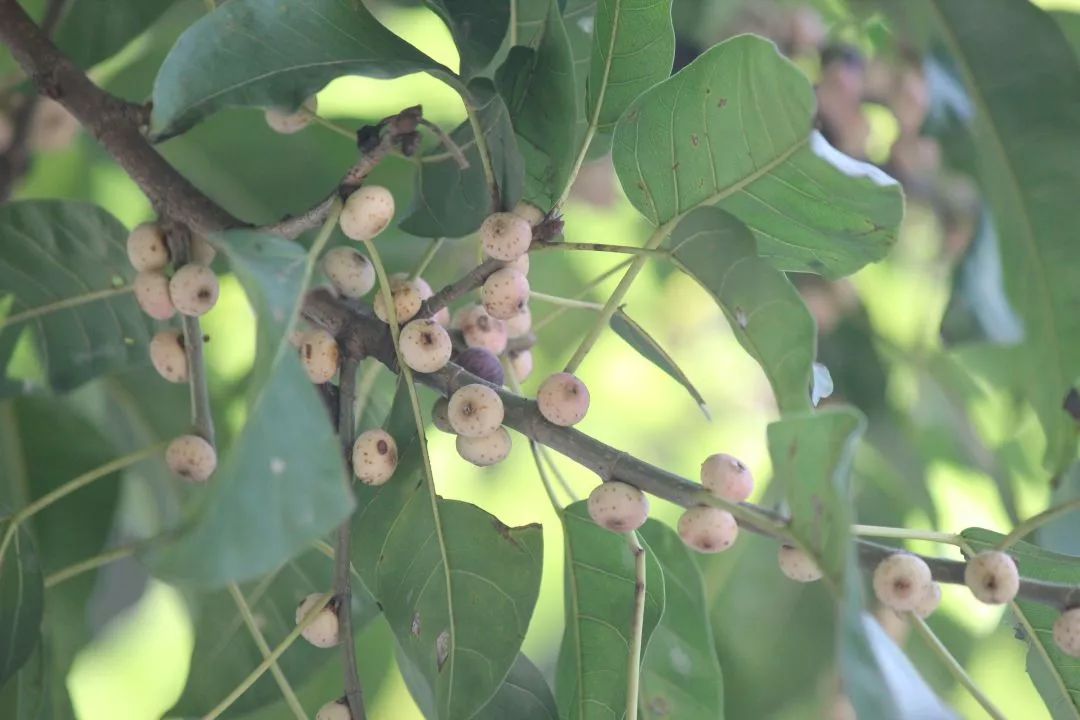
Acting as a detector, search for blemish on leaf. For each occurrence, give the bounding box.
[647,696,672,715]
[270,457,286,474]
[1063,388,1080,421]
[717,98,728,108]
[436,630,450,671]
[411,611,421,637]
[734,307,748,328]
[690,134,699,146]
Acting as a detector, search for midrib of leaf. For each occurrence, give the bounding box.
[926,1,1067,420]
[1011,599,1080,719]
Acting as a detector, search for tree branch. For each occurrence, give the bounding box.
[301,289,1080,611]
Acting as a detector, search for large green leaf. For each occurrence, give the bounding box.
[609,307,707,416]
[962,528,1080,719]
[0,643,47,720]
[556,501,665,720]
[906,0,1080,473]
[426,0,509,77]
[472,654,559,720]
[0,201,152,397]
[637,520,723,719]
[171,549,379,716]
[496,0,577,208]
[612,35,903,278]
[401,79,524,238]
[585,0,674,136]
[0,519,42,687]
[144,231,353,587]
[669,207,816,414]
[150,0,453,139]
[55,0,175,70]
[767,408,864,583]
[350,383,543,719]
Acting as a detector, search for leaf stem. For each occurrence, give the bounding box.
[556,124,597,209]
[533,242,670,259]
[410,237,445,281]
[531,258,634,333]
[203,592,334,720]
[909,613,1007,720]
[44,544,136,588]
[852,524,963,547]
[529,291,604,310]
[464,101,500,211]
[168,229,215,446]
[0,286,133,330]
[226,583,306,720]
[311,114,358,141]
[625,531,646,720]
[998,497,1080,551]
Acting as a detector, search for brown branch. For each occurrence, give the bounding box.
[302,289,1080,611]
[0,0,240,233]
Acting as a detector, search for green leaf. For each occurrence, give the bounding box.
[473,654,559,720]
[144,231,353,587]
[612,35,903,278]
[767,408,864,583]
[962,527,1080,720]
[496,0,577,208]
[556,501,665,720]
[514,0,549,48]
[585,0,674,136]
[911,0,1080,473]
[0,642,47,720]
[150,0,453,139]
[400,79,524,238]
[0,200,152,396]
[351,382,543,719]
[610,307,708,416]
[54,0,175,70]
[637,520,723,719]
[562,0,595,143]
[170,549,379,716]
[0,519,42,687]
[426,0,510,77]
[668,207,816,414]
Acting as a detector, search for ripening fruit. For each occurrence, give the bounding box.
[400,318,452,373]
[133,271,175,320]
[166,434,216,483]
[149,330,188,383]
[508,349,533,383]
[169,264,219,317]
[678,506,738,553]
[455,304,508,355]
[373,277,424,324]
[480,212,532,261]
[537,372,589,426]
[352,429,398,485]
[447,383,504,438]
[323,246,375,298]
[295,593,339,648]
[454,347,504,386]
[505,253,529,275]
[914,582,942,619]
[964,550,1020,605]
[1053,607,1080,657]
[505,306,532,339]
[316,699,351,720]
[777,544,822,582]
[300,328,340,383]
[512,200,545,226]
[126,222,169,271]
[265,96,317,134]
[587,481,649,532]
[456,427,511,466]
[482,267,530,320]
[700,453,753,502]
[340,185,395,241]
[872,553,933,612]
[432,397,454,434]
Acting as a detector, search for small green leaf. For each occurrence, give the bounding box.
[496,0,577,208]
[638,519,723,719]
[401,79,524,238]
[767,408,865,583]
[426,0,510,77]
[54,0,175,70]
[351,382,543,719]
[474,654,559,720]
[962,527,1080,719]
[668,207,816,414]
[144,231,353,587]
[556,502,665,720]
[0,518,42,687]
[613,35,903,277]
[0,201,152,396]
[150,0,454,139]
[610,307,708,416]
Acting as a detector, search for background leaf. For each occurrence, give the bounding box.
[638,519,723,719]
[669,207,815,414]
[612,35,903,278]
[609,307,707,416]
[400,79,524,237]
[472,654,559,720]
[55,0,176,71]
[350,382,544,719]
[0,519,42,687]
[556,501,665,720]
[0,200,151,397]
[150,0,453,138]
[144,231,353,587]
[425,0,509,78]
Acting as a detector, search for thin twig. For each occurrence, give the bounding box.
[0,286,133,330]
[529,291,604,310]
[44,544,136,588]
[417,117,469,169]
[410,237,445,281]
[910,613,1007,720]
[532,241,671,259]
[998,497,1080,551]
[625,532,646,720]
[852,525,963,547]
